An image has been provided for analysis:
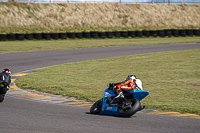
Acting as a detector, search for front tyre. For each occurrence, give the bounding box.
[90,99,102,114]
[0,94,5,103]
[118,98,141,117]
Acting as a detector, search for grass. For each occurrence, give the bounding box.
[0,3,200,33]
[1,36,200,54]
[15,49,200,115]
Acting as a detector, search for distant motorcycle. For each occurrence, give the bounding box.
[90,87,149,117]
[0,69,11,103]
[0,68,11,103]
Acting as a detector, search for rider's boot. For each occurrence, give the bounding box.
[139,105,145,111]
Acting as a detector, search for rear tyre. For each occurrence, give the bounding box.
[118,98,141,117]
[90,99,102,114]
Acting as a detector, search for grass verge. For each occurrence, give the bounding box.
[1,3,200,33]
[15,49,200,115]
[1,36,200,54]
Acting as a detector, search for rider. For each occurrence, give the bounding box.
[0,68,11,95]
[109,75,143,98]
[109,74,145,110]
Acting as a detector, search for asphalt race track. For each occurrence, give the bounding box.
[0,43,200,133]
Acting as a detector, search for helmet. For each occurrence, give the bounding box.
[2,68,11,74]
[126,75,136,81]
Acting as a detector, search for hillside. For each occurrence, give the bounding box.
[0,2,200,34]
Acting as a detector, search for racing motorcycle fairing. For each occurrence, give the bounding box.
[131,90,149,101]
[102,88,119,115]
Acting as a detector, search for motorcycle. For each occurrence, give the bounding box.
[0,71,10,103]
[90,86,149,117]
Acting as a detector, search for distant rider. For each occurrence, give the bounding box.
[0,68,11,95]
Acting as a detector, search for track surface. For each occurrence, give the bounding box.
[0,43,200,133]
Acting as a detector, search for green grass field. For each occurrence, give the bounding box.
[1,36,200,54]
[15,48,200,115]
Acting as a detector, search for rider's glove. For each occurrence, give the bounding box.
[109,83,114,90]
[113,86,118,91]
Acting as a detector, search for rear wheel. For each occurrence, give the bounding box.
[90,99,102,114]
[118,98,141,117]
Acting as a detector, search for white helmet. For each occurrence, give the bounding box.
[135,79,143,90]
[126,75,143,90]
[126,75,136,81]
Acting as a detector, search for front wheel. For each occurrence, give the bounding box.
[90,99,103,114]
[118,98,141,117]
[0,94,5,103]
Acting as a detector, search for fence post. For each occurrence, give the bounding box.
[152,0,154,4]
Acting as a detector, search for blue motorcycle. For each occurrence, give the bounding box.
[90,87,149,117]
